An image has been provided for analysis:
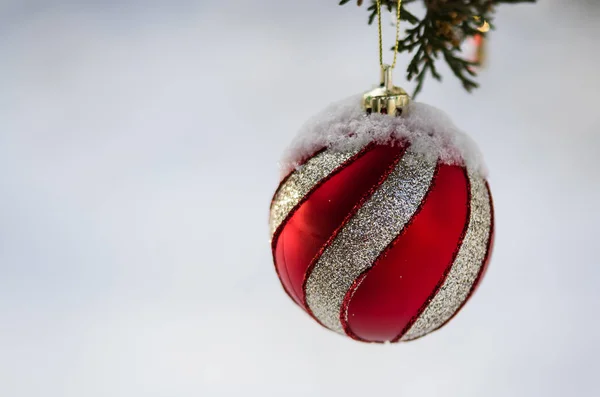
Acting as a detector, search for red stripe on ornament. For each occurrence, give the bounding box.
[409,180,495,341]
[269,149,328,306]
[341,164,471,342]
[339,163,445,343]
[391,167,474,342]
[272,143,404,307]
[300,144,407,317]
[270,147,361,306]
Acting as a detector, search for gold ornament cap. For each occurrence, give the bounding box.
[362,64,410,116]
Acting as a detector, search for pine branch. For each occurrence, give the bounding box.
[340,0,536,97]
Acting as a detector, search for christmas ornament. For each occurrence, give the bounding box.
[469,17,489,70]
[269,0,494,343]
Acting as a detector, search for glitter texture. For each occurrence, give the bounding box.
[401,170,492,341]
[305,151,437,333]
[269,148,361,238]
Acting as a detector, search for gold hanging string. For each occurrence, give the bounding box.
[376,0,402,69]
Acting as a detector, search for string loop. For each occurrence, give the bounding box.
[376,0,403,70]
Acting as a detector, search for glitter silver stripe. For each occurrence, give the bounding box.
[269,148,362,238]
[401,171,492,341]
[305,151,437,334]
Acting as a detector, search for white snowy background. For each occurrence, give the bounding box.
[1,0,599,396]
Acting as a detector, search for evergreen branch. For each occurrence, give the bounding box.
[341,0,536,97]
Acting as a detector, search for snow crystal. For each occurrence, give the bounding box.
[280,94,487,178]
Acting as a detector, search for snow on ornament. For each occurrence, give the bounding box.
[269,74,493,343]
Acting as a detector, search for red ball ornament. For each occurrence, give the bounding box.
[269,96,494,343]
